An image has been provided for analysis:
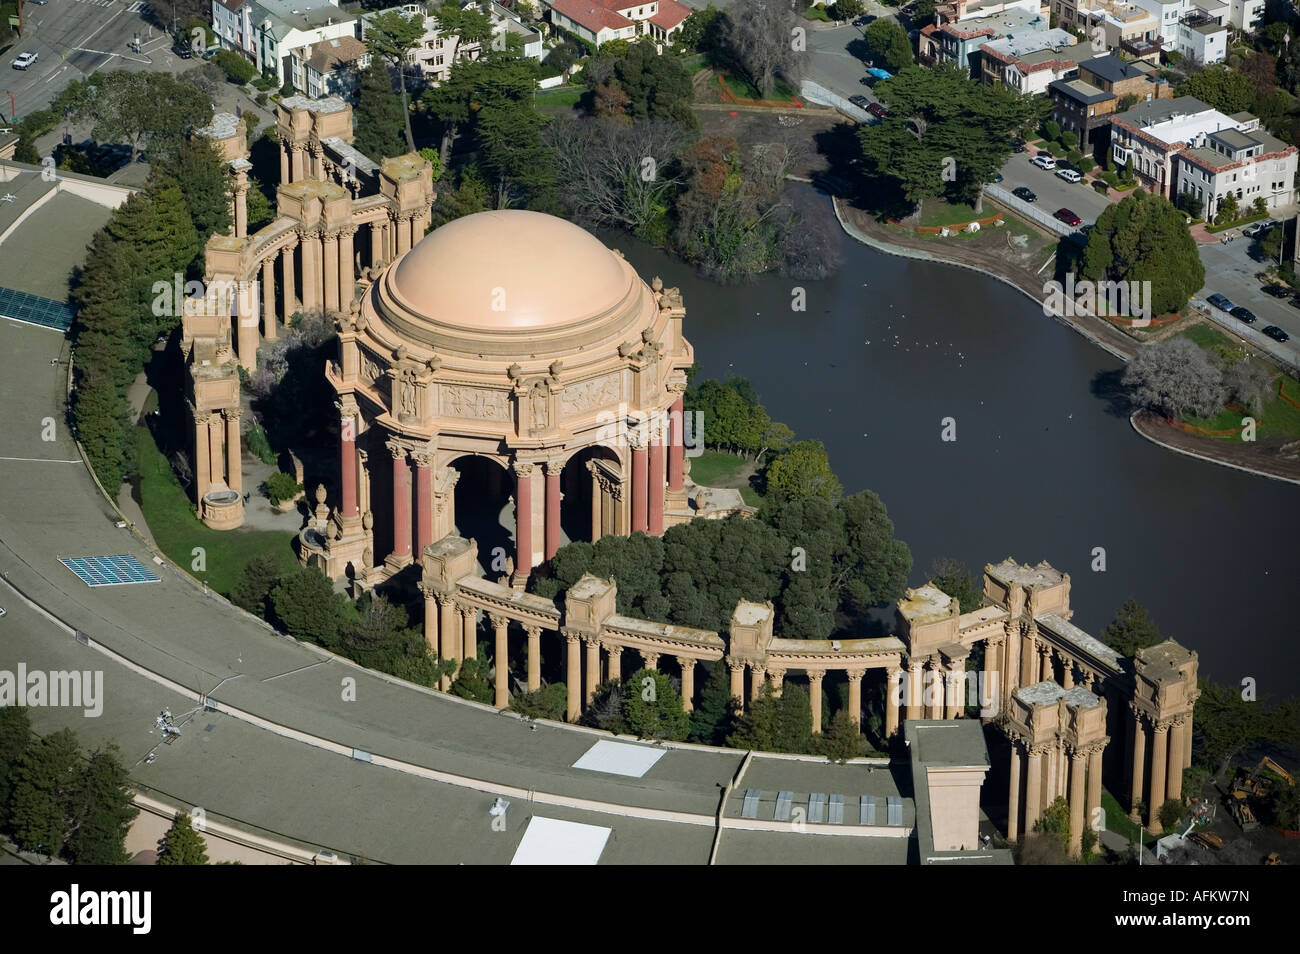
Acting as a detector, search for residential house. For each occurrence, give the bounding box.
[978,31,1080,96]
[1047,0,1162,61]
[538,0,692,48]
[1172,125,1297,219]
[919,8,1053,75]
[212,0,359,87]
[298,35,370,99]
[1129,0,1228,62]
[1048,54,1172,152]
[1110,96,1279,197]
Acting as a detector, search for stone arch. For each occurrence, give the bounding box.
[560,444,624,545]
[449,454,513,576]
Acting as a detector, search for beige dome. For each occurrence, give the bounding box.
[387,210,633,331]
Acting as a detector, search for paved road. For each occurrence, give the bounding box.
[4,0,182,121]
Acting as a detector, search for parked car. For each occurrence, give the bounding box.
[1242,221,1268,238]
[0,606,5,618]
[11,51,38,70]
[849,94,870,110]
[1263,325,1291,342]
[1012,138,1027,153]
[1230,306,1258,324]
[1263,284,1291,299]
[1012,186,1037,203]
[1206,293,1235,312]
[1054,208,1083,227]
[991,172,1003,183]
[1031,154,1057,170]
[867,102,889,119]
[174,40,194,59]
[1055,168,1083,183]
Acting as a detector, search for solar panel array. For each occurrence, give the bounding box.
[0,286,75,332]
[741,789,760,819]
[60,555,161,587]
[860,796,877,826]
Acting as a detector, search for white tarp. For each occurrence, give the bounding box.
[571,740,666,778]
[511,817,611,865]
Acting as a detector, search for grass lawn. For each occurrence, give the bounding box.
[1180,323,1235,349]
[689,450,748,485]
[916,201,981,228]
[721,71,798,102]
[688,450,763,507]
[534,87,582,112]
[134,426,299,596]
[1103,789,1156,848]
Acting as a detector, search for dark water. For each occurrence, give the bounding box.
[604,211,1299,686]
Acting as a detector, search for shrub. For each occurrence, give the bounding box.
[265,471,302,505]
[510,684,568,721]
[245,423,276,464]
[1092,179,1110,195]
[1158,798,1184,832]
[1043,119,1061,142]
[213,49,258,85]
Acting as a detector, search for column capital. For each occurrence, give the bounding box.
[223,407,242,423]
[523,624,543,638]
[543,458,565,476]
[767,667,786,681]
[386,439,409,462]
[845,668,866,681]
[608,644,623,657]
[417,582,438,600]
[512,460,535,478]
[488,613,511,630]
[806,670,824,684]
[411,451,433,468]
[887,666,903,681]
[457,604,476,620]
[563,631,580,646]
[434,592,456,608]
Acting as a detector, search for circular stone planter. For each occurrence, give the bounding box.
[201,489,244,530]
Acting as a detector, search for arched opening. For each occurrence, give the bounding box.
[560,445,623,545]
[450,455,513,576]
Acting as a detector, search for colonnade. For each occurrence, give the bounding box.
[1128,707,1193,832]
[1006,737,1104,858]
[191,407,242,506]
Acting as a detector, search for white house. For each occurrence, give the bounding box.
[540,0,692,48]
[212,0,358,87]
[1111,95,1277,197]
[1172,125,1298,219]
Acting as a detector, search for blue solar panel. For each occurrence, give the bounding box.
[0,286,75,332]
[60,554,160,587]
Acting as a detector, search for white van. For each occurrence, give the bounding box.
[1055,168,1083,183]
[1031,154,1057,170]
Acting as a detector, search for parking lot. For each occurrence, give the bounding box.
[997,150,1113,227]
[1194,231,1300,361]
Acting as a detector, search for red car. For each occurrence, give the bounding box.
[1054,208,1083,227]
[868,102,889,119]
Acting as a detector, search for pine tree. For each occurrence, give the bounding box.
[162,137,233,240]
[1102,598,1164,658]
[354,58,407,162]
[688,661,736,745]
[157,813,210,865]
[8,729,81,857]
[66,745,137,865]
[0,707,33,827]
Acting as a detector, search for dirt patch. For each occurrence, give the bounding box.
[694,107,842,181]
[1132,410,1300,482]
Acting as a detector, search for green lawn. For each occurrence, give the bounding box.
[534,86,582,112]
[134,426,299,596]
[916,201,981,228]
[1102,790,1157,848]
[1180,324,1234,349]
[721,72,798,102]
[688,450,762,507]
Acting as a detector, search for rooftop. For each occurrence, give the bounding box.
[982,28,1077,60]
[1079,53,1157,85]
[1051,77,1114,105]
[1035,613,1122,668]
[1016,681,1103,708]
[986,558,1062,588]
[898,583,955,624]
[1114,96,1246,148]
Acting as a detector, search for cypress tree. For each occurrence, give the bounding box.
[157,813,210,865]
[9,729,81,858]
[66,744,137,865]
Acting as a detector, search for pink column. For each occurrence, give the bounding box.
[631,440,648,534]
[340,412,357,519]
[668,396,685,491]
[514,463,533,577]
[414,453,432,557]
[390,444,411,562]
[544,463,562,561]
[648,428,664,535]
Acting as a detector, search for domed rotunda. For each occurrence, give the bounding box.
[305,210,694,586]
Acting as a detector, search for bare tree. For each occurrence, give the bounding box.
[1123,337,1227,419]
[722,0,805,100]
[1223,360,1275,416]
[545,116,693,234]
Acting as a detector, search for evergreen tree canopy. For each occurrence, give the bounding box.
[157,813,210,865]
